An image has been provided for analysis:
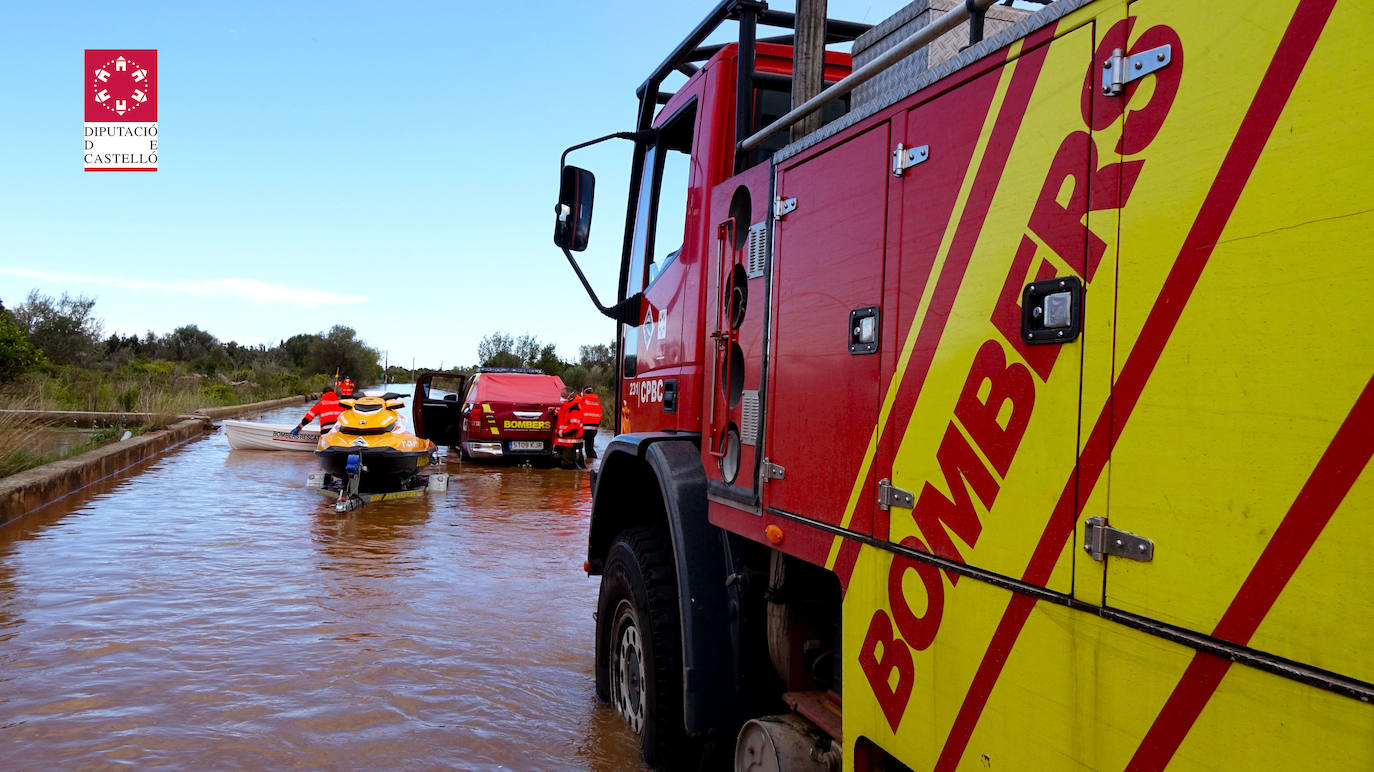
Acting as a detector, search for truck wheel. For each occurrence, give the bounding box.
[598,526,685,766]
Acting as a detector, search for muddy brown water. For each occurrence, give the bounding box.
[0,397,647,771]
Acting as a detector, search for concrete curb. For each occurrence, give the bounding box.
[0,418,209,524]
[0,395,312,428]
[0,394,312,524]
[0,410,203,428]
[195,394,313,420]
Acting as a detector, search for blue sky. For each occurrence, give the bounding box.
[1,1,903,372]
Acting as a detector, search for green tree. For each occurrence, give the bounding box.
[514,334,543,368]
[13,290,102,365]
[305,325,380,382]
[578,343,613,372]
[533,343,565,376]
[478,332,518,367]
[0,300,45,381]
[165,324,220,362]
[279,333,316,368]
[477,332,566,374]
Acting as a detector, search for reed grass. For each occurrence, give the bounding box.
[0,361,316,478]
[0,408,47,478]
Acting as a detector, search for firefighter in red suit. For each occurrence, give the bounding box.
[337,377,355,397]
[554,388,586,469]
[292,387,344,434]
[577,387,602,459]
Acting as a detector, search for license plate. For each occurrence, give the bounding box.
[509,441,543,451]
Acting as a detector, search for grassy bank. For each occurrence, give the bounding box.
[0,360,323,478]
[0,411,150,478]
[8,360,327,414]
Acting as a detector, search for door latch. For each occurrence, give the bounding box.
[878,478,915,510]
[1022,276,1082,345]
[849,306,879,354]
[1083,516,1154,562]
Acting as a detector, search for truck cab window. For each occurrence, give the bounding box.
[623,100,697,378]
[742,83,849,168]
[629,101,697,294]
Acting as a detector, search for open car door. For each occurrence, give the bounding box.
[411,372,467,447]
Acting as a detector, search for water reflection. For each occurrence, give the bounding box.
[0,397,645,770]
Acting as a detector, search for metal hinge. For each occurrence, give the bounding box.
[761,458,786,481]
[1101,45,1173,96]
[773,196,797,220]
[877,478,915,510]
[891,143,929,177]
[1083,516,1154,562]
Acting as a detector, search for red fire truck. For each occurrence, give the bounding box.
[554,0,1373,769]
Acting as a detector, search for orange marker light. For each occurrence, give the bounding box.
[582,560,592,573]
[765,524,784,545]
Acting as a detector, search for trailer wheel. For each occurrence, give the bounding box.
[598,525,685,766]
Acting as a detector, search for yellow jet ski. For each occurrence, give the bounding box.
[314,392,442,511]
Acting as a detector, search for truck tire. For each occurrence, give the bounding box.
[598,525,686,767]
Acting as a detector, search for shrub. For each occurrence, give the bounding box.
[118,386,140,412]
[0,308,45,382]
[200,383,234,405]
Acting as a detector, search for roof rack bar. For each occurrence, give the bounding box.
[688,23,866,62]
[734,1,760,172]
[637,0,758,100]
[755,9,871,40]
[689,33,793,62]
[740,0,998,152]
[639,0,874,101]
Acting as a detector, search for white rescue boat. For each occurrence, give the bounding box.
[223,420,320,451]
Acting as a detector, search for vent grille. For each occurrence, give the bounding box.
[740,390,760,446]
[746,222,768,278]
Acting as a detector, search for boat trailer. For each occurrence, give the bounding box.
[306,454,449,513]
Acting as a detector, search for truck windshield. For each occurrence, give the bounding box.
[628,100,696,293]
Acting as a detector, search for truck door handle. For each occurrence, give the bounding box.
[1022,277,1082,344]
[849,306,879,354]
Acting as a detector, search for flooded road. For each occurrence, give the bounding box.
[0,398,646,770]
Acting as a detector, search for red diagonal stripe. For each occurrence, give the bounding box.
[934,1,1337,767]
[1125,375,1373,771]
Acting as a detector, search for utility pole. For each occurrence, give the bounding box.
[792,0,827,139]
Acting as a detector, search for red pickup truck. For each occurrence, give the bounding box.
[412,368,564,461]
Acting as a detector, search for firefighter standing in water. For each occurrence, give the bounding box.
[291,386,345,435]
[577,387,602,460]
[554,388,586,469]
[336,376,355,397]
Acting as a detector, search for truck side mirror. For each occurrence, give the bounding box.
[554,165,595,252]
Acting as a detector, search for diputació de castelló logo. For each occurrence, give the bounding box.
[84,49,157,172]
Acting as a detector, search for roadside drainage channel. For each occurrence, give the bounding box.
[0,395,312,524]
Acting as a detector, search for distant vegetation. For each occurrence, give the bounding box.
[0,291,381,414]
[0,293,618,460]
[398,332,615,426]
[473,332,614,393]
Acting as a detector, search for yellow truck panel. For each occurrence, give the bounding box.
[845,0,1374,768]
